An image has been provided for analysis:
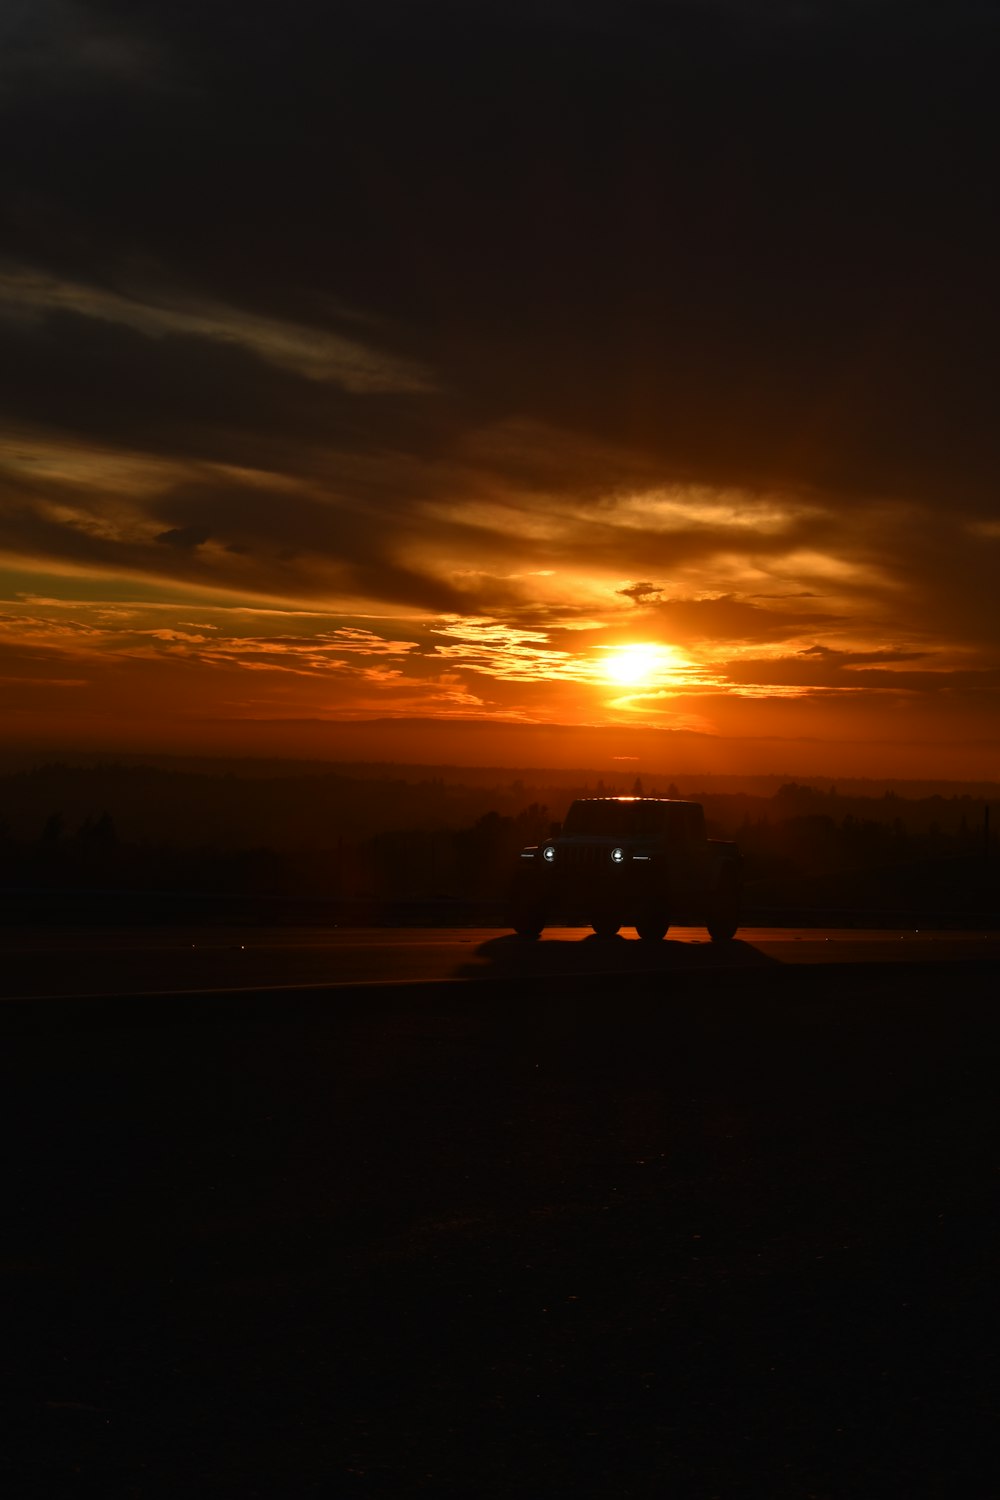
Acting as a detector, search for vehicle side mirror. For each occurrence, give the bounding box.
[549,821,562,837]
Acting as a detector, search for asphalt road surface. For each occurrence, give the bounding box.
[3,934,1000,1496]
[2,924,1000,1000]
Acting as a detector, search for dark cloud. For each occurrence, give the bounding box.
[614,586,850,652]
[0,0,162,100]
[618,582,662,604]
[155,524,210,550]
[5,1,999,509]
[0,459,472,614]
[796,645,927,665]
[0,307,455,473]
[3,0,1000,757]
[639,594,844,646]
[721,649,1000,696]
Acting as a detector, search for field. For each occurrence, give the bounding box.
[4,958,1000,1496]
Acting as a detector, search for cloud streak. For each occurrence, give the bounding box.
[2,1,999,772]
[1,268,437,392]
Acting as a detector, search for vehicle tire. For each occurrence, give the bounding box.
[590,915,622,938]
[635,915,669,942]
[707,868,740,943]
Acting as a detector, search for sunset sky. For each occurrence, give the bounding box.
[3,1,1000,777]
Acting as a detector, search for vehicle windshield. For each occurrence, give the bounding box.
[562,800,675,837]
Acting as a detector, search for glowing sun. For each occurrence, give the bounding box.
[603,643,676,686]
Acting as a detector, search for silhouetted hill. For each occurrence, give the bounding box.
[2,749,998,801]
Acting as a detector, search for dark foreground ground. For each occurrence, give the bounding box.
[3,958,1000,1497]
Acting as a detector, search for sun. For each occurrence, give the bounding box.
[603,643,675,686]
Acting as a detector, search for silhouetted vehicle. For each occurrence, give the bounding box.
[509,797,742,941]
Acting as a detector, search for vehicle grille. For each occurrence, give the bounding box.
[558,843,609,873]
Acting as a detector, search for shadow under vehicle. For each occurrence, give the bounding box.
[509,796,742,942]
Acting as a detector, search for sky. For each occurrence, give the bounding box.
[2,0,1000,777]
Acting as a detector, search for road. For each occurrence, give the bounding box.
[1,923,998,1000]
[4,928,1000,1494]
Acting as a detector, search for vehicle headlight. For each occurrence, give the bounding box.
[542,845,556,862]
[611,847,625,864]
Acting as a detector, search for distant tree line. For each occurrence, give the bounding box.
[0,764,996,922]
